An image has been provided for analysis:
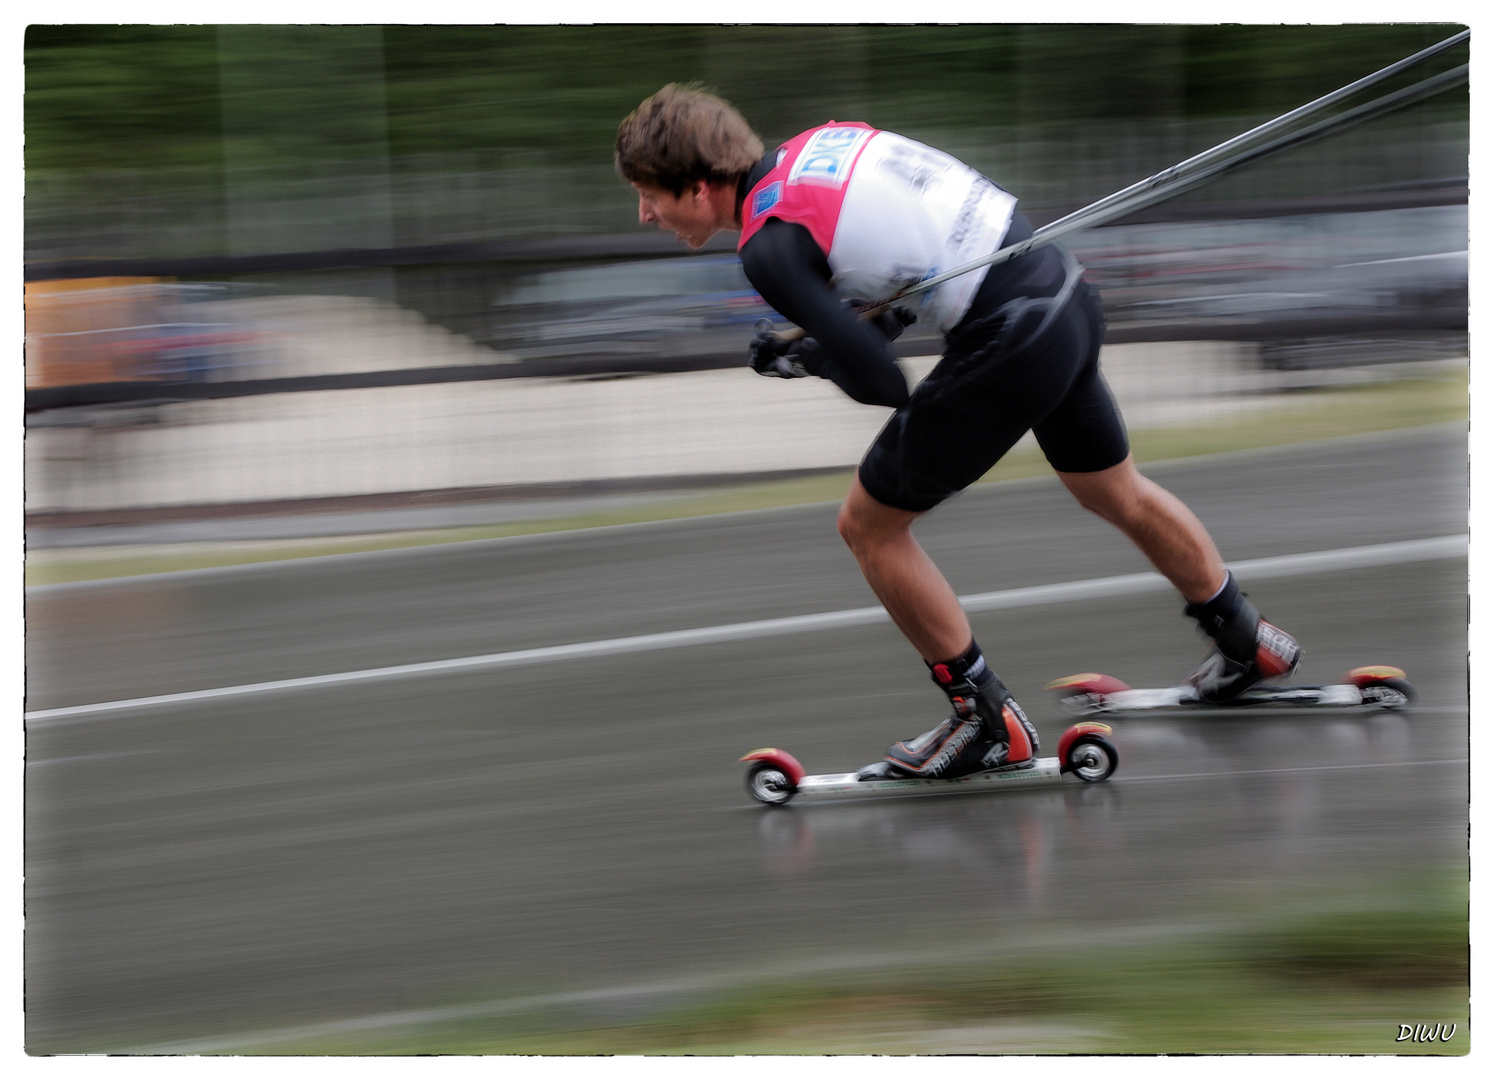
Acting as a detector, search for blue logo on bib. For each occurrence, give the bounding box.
[751,181,782,219]
[789,127,872,188]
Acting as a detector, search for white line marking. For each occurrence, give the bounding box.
[26,750,166,768]
[25,534,1465,725]
[1342,251,1467,267]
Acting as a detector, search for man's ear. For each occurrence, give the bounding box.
[689,178,714,203]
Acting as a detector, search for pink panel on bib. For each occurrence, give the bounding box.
[739,122,877,256]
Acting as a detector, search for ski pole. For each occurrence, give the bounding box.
[910,59,1471,307]
[1027,30,1468,250]
[876,60,1467,313]
[1063,62,1470,245]
[762,30,1468,341]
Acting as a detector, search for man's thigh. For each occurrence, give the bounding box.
[1030,359,1130,475]
[858,291,1120,511]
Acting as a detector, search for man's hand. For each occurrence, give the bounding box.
[848,298,917,342]
[749,300,915,385]
[749,320,811,379]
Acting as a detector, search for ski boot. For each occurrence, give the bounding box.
[858,662,1039,781]
[1184,572,1302,703]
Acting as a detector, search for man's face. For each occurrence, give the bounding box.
[634,181,722,249]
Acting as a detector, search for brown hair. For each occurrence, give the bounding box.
[615,83,764,196]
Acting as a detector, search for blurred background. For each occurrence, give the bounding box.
[24,24,1470,1057]
[24,24,1468,524]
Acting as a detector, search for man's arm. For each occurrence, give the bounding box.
[740,218,911,408]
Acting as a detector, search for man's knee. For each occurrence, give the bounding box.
[836,495,880,554]
[1073,482,1133,522]
[837,480,916,556]
[1060,458,1145,524]
[835,498,857,548]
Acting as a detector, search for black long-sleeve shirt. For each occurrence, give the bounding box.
[736,153,1067,410]
[740,217,912,407]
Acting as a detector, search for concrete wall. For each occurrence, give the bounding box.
[21,294,1400,515]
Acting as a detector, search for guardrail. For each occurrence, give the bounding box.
[24,184,1468,417]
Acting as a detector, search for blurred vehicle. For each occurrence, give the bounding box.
[25,279,271,389]
[24,278,278,427]
[1069,203,1467,349]
[467,203,1464,371]
[489,254,783,362]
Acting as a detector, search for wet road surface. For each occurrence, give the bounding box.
[24,425,1468,1052]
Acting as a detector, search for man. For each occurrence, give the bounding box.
[616,83,1301,780]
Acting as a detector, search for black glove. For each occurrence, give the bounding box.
[749,320,814,379]
[846,298,917,342]
[748,302,914,381]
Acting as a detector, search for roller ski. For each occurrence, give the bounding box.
[741,648,1116,806]
[1046,664,1415,716]
[1047,569,1412,714]
[742,721,1118,806]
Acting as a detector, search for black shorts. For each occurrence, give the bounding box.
[858,275,1129,513]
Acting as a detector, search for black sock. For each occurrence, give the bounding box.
[928,639,996,690]
[1183,572,1258,662]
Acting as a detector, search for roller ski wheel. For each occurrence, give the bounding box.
[1045,665,1415,716]
[1062,728,1119,782]
[744,757,799,806]
[740,722,1118,806]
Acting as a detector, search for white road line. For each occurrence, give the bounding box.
[25,534,1465,725]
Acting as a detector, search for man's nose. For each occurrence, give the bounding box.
[638,196,654,225]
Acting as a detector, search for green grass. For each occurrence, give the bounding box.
[25,371,1466,587]
[202,875,1468,1055]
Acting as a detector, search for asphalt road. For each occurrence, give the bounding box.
[24,424,1468,1053]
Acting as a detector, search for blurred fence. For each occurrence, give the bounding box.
[24,192,1468,407]
[23,108,1468,523]
[25,117,1468,263]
